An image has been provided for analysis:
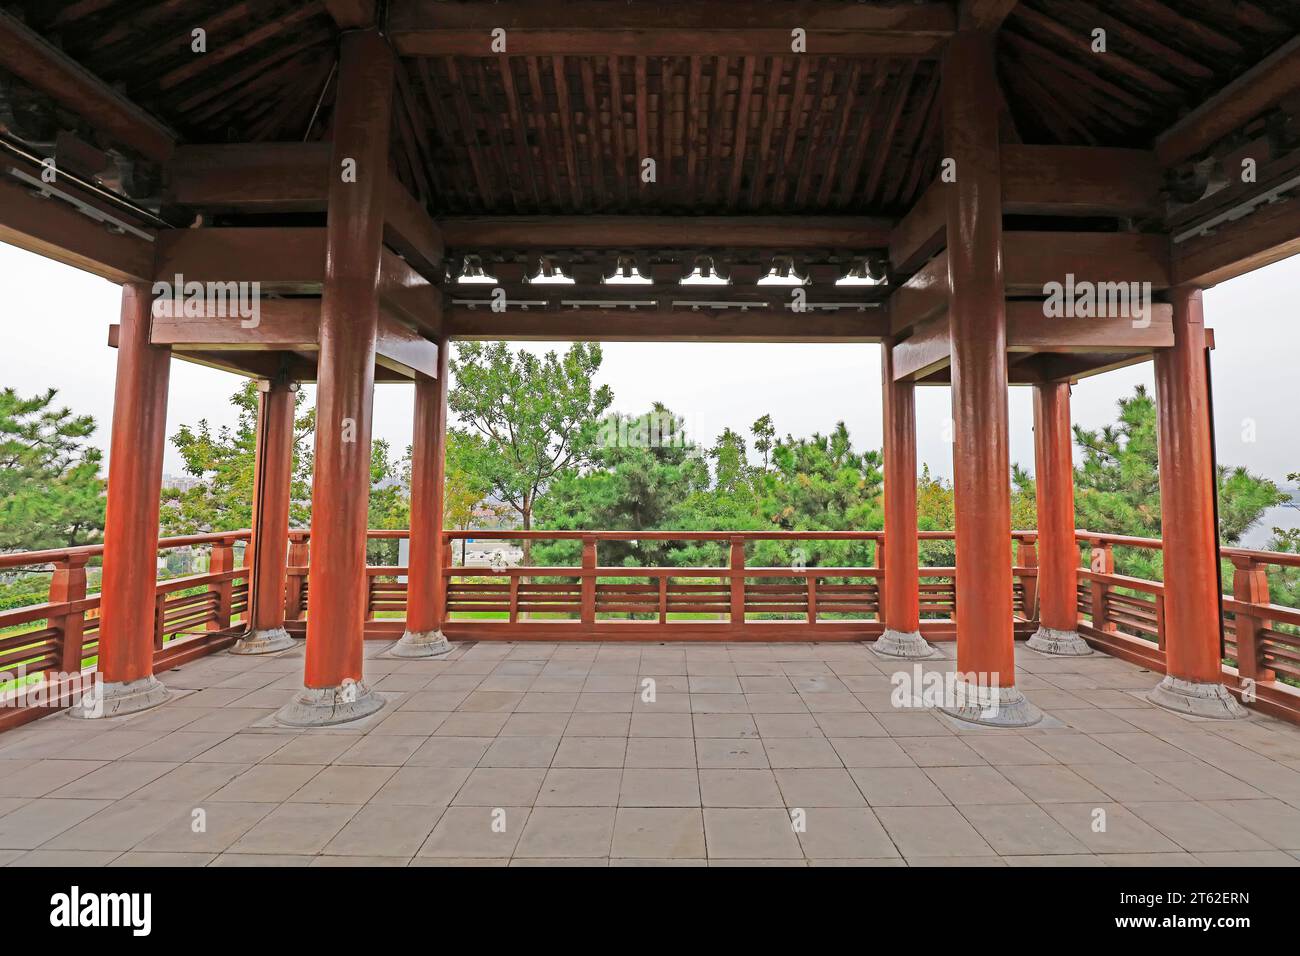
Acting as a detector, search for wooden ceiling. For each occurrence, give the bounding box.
[1,0,1299,220]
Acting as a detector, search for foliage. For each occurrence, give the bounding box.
[1073,385,1285,579]
[448,341,613,561]
[533,405,712,567]
[161,381,314,534]
[0,387,104,551]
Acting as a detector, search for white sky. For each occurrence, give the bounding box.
[1,241,1295,487]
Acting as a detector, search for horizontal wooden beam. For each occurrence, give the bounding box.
[383,176,445,280]
[165,143,331,212]
[146,296,438,379]
[444,306,888,342]
[375,314,440,378]
[1005,301,1173,352]
[1001,145,1161,218]
[0,10,174,162]
[889,147,1162,274]
[164,145,443,280]
[0,176,154,282]
[153,227,326,292]
[150,298,321,349]
[389,0,954,56]
[888,251,949,333]
[1172,195,1300,287]
[379,248,444,337]
[1002,232,1170,293]
[439,215,893,250]
[1156,35,1300,167]
[888,180,945,275]
[891,314,950,381]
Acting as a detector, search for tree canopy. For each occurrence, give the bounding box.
[0,387,104,551]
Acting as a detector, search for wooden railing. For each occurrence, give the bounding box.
[4,525,1298,727]
[1076,531,1300,723]
[0,532,250,731]
[279,529,1040,642]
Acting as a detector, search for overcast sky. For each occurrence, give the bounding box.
[1,241,1295,493]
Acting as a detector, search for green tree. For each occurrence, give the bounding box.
[161,381,314,534]
[1073,385,1285,578]
[0,387,104,551]
[449,341,613,563]
[534,406,711,567]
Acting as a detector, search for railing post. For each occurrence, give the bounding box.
[581,536,597,624]
[285,532,309,622]
[1016,536,1038,621]
[806,574,818,624]
[51,554,89,676]
[209,538,235,631]
[1232,556,1275,685]
[1090,543,1116,633]
[729,537,746,626]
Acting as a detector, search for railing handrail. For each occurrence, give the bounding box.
[433,529,1039,542]
[0,531,251,571]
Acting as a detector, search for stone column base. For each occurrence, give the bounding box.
[230,626,297,655]
[870,629,935,659]
[1148,674,1248,720]
[274,680,384,727]
[66,674,170,719]
[387,629,453,659]
[939,684,1043,728]
[1026,625,1092,656]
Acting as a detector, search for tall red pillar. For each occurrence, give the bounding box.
[874,341,931,658]
[277,30,393,726]
[392,337,451,657]
[940,30,1039,725]
[1028,382,1091,655]
[232,375,298,654]
[75,282,172,717]
[1150,287,1245,718]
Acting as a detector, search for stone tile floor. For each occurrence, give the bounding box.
[1,639,1299,866]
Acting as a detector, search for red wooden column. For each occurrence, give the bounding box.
[232,375,298,654]
[939,30,1039,726]
[1150,287,1245,718]
[873,341,931,658]
[73,282,172,717]
[392,338,452,657]
[277,30,393,726]
[1028,382,1091,655]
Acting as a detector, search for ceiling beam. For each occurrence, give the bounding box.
[1156,35,1300,167]
[1002,232,1170,293]
[0,176,154,282]
[889,146,1161,274]
[153,227,326,292]
[1001,145,1161,218]
[323,0,377,29]
[439,215,893,250]
[891,313,950,380]
[960,0,1020,31]
[443,306,888,342]
[388,1,955,56]
[1005,301,1173,352]
[383,176,445,280]
[0,9,175,162]
[165,143,331,213]
[1172,195,1300,287]
[149,294,438,379]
